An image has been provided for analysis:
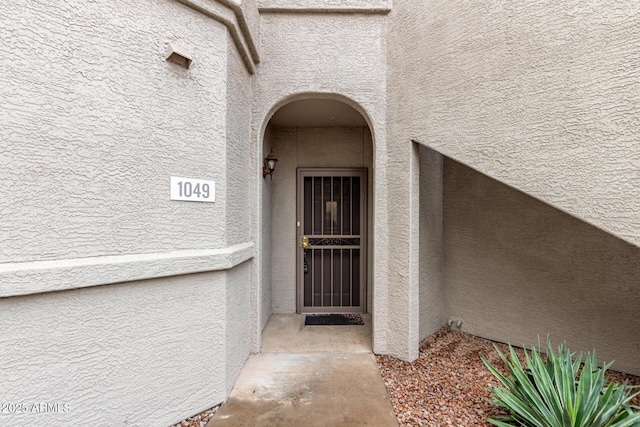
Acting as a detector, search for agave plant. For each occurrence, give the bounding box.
[481,340,640,427]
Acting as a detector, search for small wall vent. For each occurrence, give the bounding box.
[166,42,192,69]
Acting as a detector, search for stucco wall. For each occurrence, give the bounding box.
[269,126,373,313]
[1,0,228,264]
[260,125,275,331]
[253,8,389,351]
[254,11,386,105]
[418,146,444,340]
[225,262,253,393]
[225,39,253,246]
[253,11,387,135]
[443,159,640,375]
[0,0,259,423]
[0,274,228,426]
[387,0,640,248]
[253,9,389,352]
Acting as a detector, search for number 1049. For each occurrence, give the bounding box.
[170,177,216,203]
[176,181,210,198]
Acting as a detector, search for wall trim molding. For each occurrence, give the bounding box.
[257,0,390,14]
[174,0,260,74]
[0,242,255,298]
[258,7,391,14]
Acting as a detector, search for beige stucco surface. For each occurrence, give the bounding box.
[259,125,275,332]
[387,0,640,248]
[225,39,254,247]
[443,159,640,375]
[0,273,229,426]
[252,10,394,354]
[2,0,639,424]
[418,146,444,340]
[225,263,253,393]
[1,0,257,424]
[2,0,228,264]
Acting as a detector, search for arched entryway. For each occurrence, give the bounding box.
[261,96,374,315]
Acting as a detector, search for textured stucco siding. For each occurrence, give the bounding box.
[0,0,259,423]
[387,0,640,248]
[260,125,274,330]
[237,0,260,53]
[382,139,421,360]
[418,146,444,340]
[254,9,390,352]
[443,159,640,375]
[254,12,387,113]
[1,0,230,264]
[225,40,253,246]
[225,262,252,393]
[269,126,373,313]
[223,38,254,385]
[0,273,228,426]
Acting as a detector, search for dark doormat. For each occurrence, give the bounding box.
[305,314,364,326]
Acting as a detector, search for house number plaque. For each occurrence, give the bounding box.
[170,176,216,202]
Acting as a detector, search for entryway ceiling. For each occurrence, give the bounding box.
[270,99,368,127]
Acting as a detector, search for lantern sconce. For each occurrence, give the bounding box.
[262,150,278,180]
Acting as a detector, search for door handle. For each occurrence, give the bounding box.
[302,236,309,273]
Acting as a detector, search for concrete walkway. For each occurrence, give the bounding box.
[206,314,398,427]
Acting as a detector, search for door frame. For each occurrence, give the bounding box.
[296,168,368,314]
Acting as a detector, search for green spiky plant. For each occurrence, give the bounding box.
[481,340,640,427]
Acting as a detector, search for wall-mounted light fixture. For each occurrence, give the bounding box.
[262,150,278,180]
[166,42,192,69]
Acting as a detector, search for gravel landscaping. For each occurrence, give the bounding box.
[174,327,639,426]
[170,405,219,427]
[376,328,640,426]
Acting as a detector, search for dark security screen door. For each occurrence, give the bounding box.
[297,169,366,314]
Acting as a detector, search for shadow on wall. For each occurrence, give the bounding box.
[441,157,640,375]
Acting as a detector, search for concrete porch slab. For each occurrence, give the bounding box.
[205,314,398,427]
[260,313,372,353]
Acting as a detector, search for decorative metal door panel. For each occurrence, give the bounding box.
[297,169,366,313]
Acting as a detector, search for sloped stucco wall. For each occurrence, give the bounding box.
[443,159,640,375]
[387,0,640,248]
